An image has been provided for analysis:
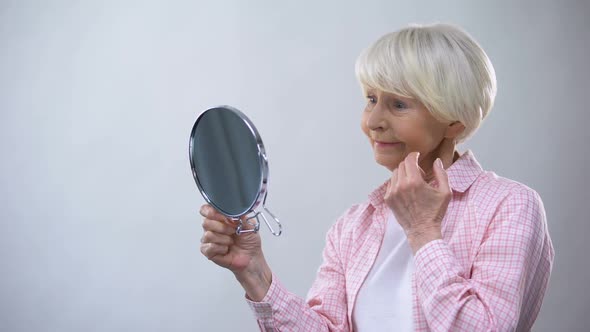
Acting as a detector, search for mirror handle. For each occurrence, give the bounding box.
[234,207,282,236]
[259,207,282,236]
[235,215,260,234]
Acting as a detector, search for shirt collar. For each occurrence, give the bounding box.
[367,150,484,207]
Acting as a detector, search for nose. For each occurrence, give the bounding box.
[366,103,388,131]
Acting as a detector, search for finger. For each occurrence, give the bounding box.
[433,158,452,194]
[199,204,211,217]
[200,204,229,222]
[397,160,407,183]
[404,152,424,183]
[200,243,229,259]
[201,230,234,246]
[202,217,237,235]
[385,168,399,199]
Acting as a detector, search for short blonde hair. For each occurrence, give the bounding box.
[355,23,497,143]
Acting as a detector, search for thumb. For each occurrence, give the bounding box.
[433,158,451,194]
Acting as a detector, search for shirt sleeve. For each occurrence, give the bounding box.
[414,187,555,331]
[245,211,352,332]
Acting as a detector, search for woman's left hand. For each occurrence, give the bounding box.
[384,152,453,254]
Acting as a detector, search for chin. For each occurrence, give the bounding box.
[374,155,401,171]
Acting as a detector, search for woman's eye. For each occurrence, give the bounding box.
[366,95,376,104]
[393,100,407,109]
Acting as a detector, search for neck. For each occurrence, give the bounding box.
[419,140,459,183]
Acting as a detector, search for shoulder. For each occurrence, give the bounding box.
[330,201,373,233]
[469,171,547,232]
[471,170,544,208]
[456,150,542,203]
[325,191,384,245]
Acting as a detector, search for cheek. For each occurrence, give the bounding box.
[360,113,370,139]
[397,120,441,150]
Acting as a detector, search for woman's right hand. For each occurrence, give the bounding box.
[199,204,273,301]
[199,204,263,274]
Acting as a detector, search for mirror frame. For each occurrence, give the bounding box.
[188,105,270,219]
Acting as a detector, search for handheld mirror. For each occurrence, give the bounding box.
[189,105,282,236]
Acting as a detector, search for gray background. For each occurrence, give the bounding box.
[1,0,588,331]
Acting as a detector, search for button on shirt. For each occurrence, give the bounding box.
[246,150,555,331]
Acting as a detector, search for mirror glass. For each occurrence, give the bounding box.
[189,106,264,217]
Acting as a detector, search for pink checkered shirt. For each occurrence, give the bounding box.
[246,150,555,331]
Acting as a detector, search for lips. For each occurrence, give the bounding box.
[374,140,400,145]
[373,140,402,150]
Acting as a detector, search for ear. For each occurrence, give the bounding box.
[444,121,465,140]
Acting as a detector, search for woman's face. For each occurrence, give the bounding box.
[360,88,457,172]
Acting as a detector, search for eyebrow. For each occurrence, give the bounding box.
[387,92,414,101]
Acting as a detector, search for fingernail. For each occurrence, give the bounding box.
[436,158,443,168]
[416,152,420,161]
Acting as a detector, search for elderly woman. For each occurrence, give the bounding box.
[199,23,554,331]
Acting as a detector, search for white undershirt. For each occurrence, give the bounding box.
[352,210,415,332]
